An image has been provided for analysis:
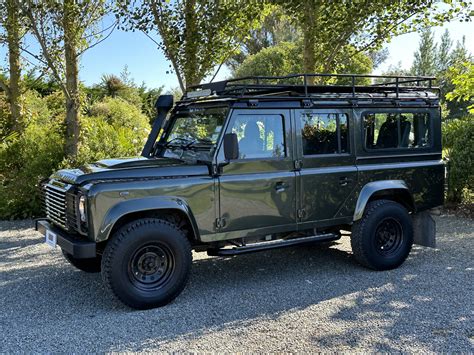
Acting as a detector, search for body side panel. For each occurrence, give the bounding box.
[88,176,216,242]
[343,107,444,220]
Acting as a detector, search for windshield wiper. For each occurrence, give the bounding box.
[184,138,213,148]
[158,137,213,152]
[161,137,192,148]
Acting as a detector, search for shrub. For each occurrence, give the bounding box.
[77,97,150,164]
[0,92,65,219]
[88,96,149,130]
[0,94,150,219]
[443,116,474,203]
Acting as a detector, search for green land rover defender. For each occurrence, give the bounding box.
[36,74,444,309]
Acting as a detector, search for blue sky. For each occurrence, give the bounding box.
[1,19,473,91]
[374,21,474,74]
[77,20,473,90]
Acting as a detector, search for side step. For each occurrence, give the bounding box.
[207,233,339,257]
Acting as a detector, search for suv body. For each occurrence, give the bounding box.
[36,74,444,309]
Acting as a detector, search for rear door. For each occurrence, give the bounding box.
[216,109,297,236]
[294,108,358,223]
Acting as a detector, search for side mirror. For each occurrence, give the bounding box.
[223,133,239,160]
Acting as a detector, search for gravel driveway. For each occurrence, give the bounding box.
[1,216,473,352]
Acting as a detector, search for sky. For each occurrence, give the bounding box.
[373,20,474,74]
[1,18,473,91]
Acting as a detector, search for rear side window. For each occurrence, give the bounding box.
[300,112,349,155]
[364,112,431,149]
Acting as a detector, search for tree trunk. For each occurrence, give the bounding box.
[302,1,316,85]
[63,0,80,158]
[183,0,198,89]
[6,0,22,132]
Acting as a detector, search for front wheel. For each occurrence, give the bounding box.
[101,218,192,309]
[351,199,413,270]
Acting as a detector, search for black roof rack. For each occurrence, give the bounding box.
[185,73,439,102]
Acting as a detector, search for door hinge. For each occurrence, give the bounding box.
[294,159,303,170]
[297,209,305,219]
[302,99,312,107]
[215,217,226,230]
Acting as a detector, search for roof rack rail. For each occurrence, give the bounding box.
[185,73,438,101]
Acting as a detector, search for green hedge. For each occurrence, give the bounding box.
[443,116,474,204]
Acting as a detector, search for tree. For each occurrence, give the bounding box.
[100,74,128,98]
[380,62,413,77]
[117,0,265,91]
[0,0,25,133]
[276,0,472,83]
[21,0,115,159]
[233,42,302,80]
[437,29,453,72]
[369,48,390,70]
[442,37,473,118]
[234,41,373,84]
[450,36,472,64]
[377,61,415,86]
[227,5,300,72]
[446,62,474,114]
[411,28,437,76]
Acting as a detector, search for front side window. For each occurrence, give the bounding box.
[228,114,286,159]
[300,112,349,155]
[364,112,431,149]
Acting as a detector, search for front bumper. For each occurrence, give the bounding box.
[35,219,96,258]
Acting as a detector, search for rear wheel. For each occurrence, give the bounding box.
[351,199,413,270]
[62,250,102,273]
[101,218,192,309]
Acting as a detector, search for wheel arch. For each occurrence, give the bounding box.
[96,197,200,244]
[353,180,415,221]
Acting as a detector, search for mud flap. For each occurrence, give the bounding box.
[413,211,436,248]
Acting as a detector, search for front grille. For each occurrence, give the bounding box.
[42,181,73,230]
[66,193,78,229]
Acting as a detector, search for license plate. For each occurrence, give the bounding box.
[45,229,57,248]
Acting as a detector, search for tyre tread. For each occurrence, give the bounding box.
[351,199,408,270]
[101,218,192,309]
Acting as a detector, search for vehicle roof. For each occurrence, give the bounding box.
[177,73,440,108]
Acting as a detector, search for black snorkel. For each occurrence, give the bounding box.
[141,94,174,157]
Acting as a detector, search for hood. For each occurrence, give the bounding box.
[51,156,210,185]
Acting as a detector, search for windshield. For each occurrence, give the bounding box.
[159,106,228,162]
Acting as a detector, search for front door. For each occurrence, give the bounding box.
[216,109,296,236]
[295,108,358,223]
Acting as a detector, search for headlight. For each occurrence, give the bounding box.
[78,195,87,223]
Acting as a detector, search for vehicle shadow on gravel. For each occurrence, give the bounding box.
[1,219,473,352]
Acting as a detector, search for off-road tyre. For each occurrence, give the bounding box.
[62,250,102,273]
[351,199,413,270]
[101,218,192,309]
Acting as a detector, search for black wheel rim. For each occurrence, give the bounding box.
[128,243,174,291]
[374,217,403,256]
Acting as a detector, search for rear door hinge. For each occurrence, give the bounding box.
[302,99,312,107]
[294,159,303,170]
[297,209,306,220]
[215,217,226,230]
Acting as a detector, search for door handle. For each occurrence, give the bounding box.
[339,177,352,186]
[274,181,289,192]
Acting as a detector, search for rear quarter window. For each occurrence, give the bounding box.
[363,112,431,150]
